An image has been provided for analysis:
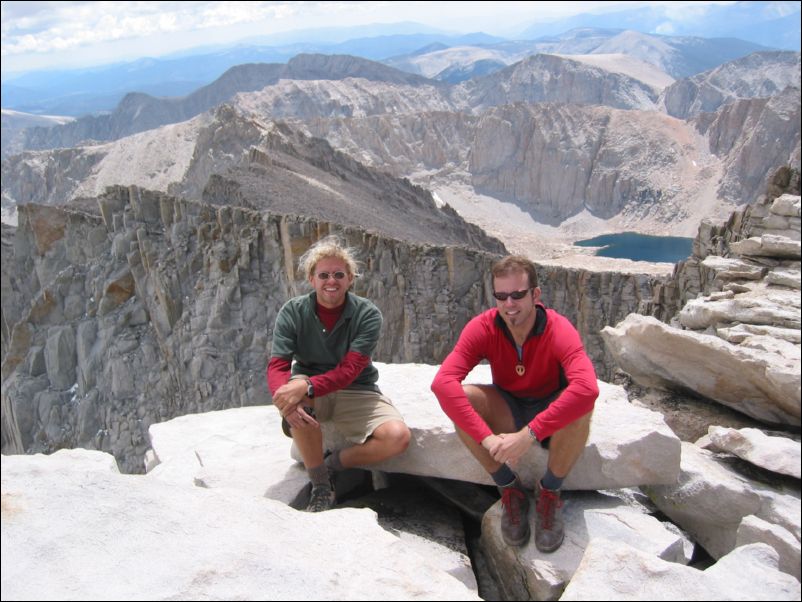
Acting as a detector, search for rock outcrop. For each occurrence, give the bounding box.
[601,313,799,426]
[461,53,661,112]
[606,170,801,422]
[291,365,680,490]
[594,173,801,593]
[0,188,504,472]
[661,51,801,119]
[1,182,663,471]
[701,426,801,480]
[645,442,800,561]
[560,539,799,600]
[651,167,800,318]
[603,187,800,425]
[0,449,482,601]
[4,359,796,601]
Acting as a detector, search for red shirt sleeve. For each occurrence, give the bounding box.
[266,357,291,397]
[528,313,598,440]
[431,316,494,444]
[267,351,371,399]
[309,350,371,397]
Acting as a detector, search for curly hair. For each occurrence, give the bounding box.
[298,235,361,280]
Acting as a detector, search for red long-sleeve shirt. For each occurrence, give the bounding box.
[267,351,371,398]
[431,305,598,443]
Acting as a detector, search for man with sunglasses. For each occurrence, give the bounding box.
[431,255,598,552]
[268,235,410,512]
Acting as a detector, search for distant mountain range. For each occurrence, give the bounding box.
[2,0,798,117]
[519,0,801,50]
[0,32,502,117]
[3,46,798,239]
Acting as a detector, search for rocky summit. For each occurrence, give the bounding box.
[1,167,800,600]
[1,33,801,602]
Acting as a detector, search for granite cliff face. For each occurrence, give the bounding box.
[661,51,802,119]
[1,184,660,472]
[468,103,697,224]
[696,87,802,206]
[0,188,497,472]
[461,53,660,112]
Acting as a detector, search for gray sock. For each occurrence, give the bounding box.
[325,449,345,472]
[540,468,563,491]
[492,464,517,488]
[308,463,331,488]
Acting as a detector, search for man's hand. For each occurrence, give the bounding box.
[284,405,320,430]
[484,428,533,467]
[481,434,503,454]
[272,379,309,417]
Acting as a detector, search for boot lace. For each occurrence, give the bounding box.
[536,488,563,530]
[501,486,525,525]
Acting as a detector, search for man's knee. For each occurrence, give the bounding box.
[379,420,411,455]
[462,384,498,416]
[463,384,486,404]
[553,411,593,442]
[289,421,322,437]
[463,384,515,434]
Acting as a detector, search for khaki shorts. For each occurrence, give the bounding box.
[314,388,404,444]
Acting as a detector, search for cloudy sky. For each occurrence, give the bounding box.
[0,0,746,73]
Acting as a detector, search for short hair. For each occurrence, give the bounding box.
[491,255,538,288]
[298,235,360,280]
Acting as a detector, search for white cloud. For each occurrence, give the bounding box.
[654,21,676,35]
[2,0,785,73]
[1,0,622,59]
[1,1,299,56]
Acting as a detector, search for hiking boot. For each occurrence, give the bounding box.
[306,483,336,512]
[498,478,530,546]
[534,481,564,552]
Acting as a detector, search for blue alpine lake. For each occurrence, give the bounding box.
[574,232,694,263]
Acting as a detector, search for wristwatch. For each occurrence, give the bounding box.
[527,425,538,442]
[289,374,314,399]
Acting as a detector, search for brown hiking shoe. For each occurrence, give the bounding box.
[306,483,336,512]
[498,478,530,546]
[534,481,564,552]
[306,468,336,513]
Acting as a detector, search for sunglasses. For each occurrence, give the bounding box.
[492,288,533,301]
[316,271,347,280]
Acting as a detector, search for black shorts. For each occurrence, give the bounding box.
[495,386,561,449]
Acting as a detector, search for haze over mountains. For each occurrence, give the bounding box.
[3,1,797,117]
[1,1,800,259]
[2,49,799,252]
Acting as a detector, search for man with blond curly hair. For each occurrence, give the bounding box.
[267,235,410,512]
